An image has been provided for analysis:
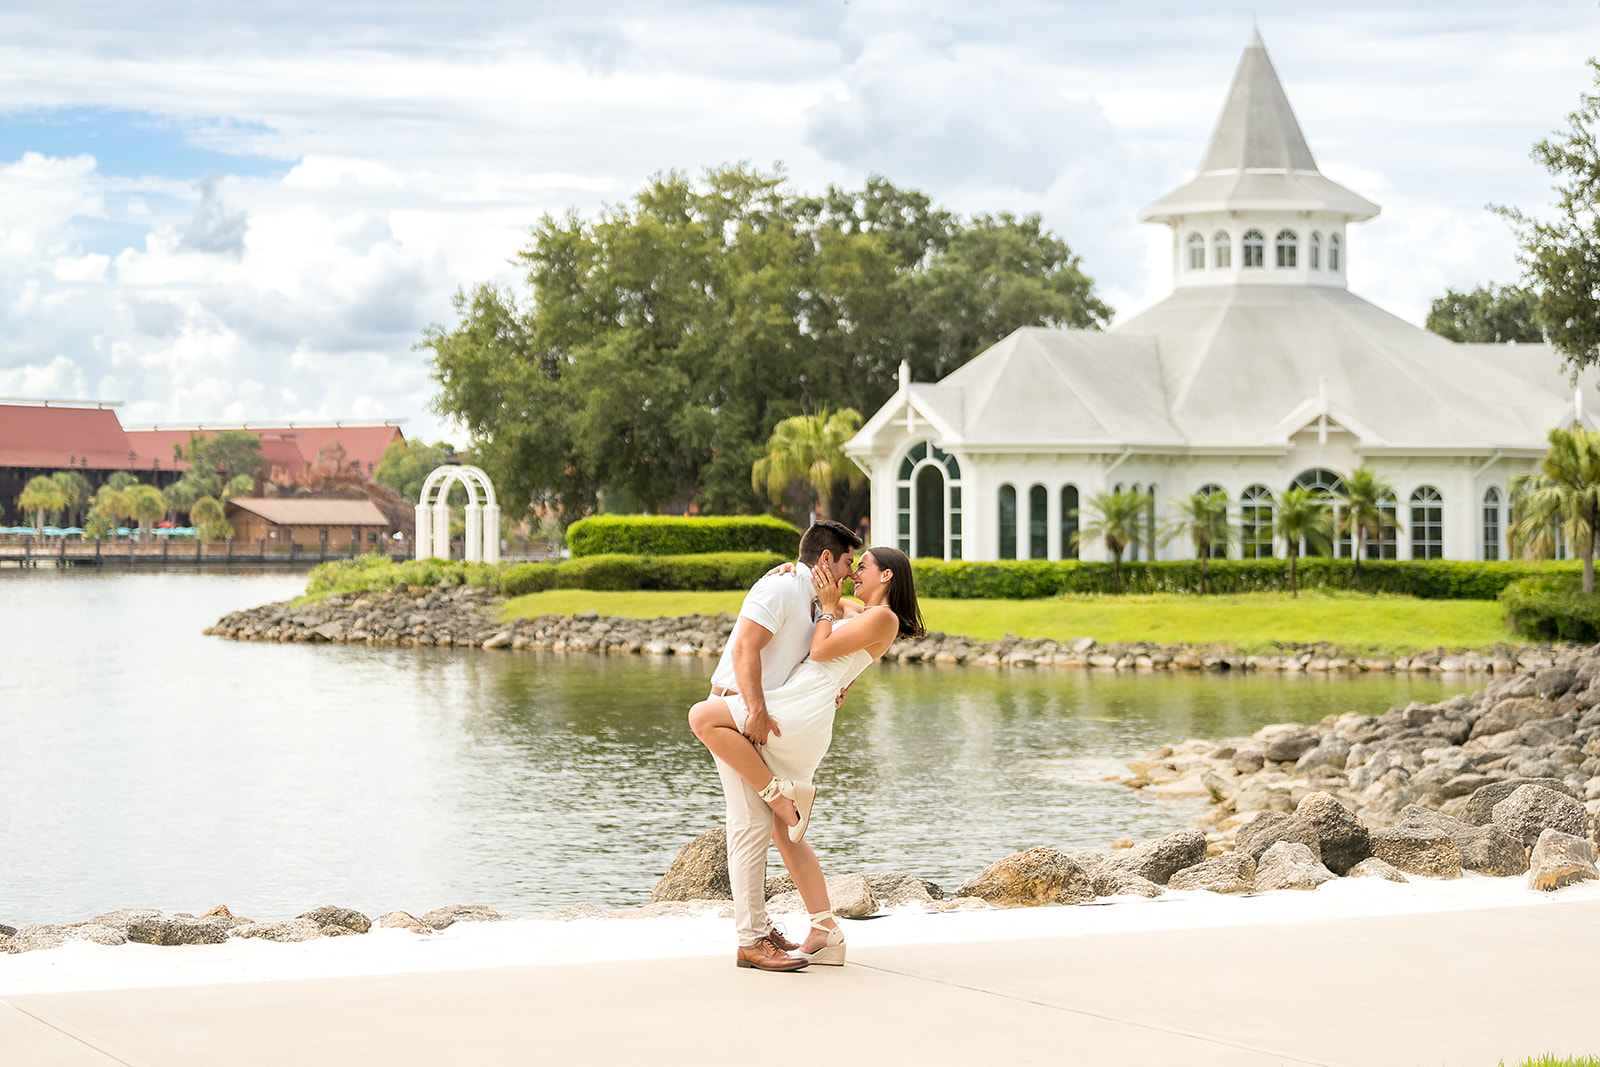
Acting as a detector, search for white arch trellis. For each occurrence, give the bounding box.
[415,464,500,564]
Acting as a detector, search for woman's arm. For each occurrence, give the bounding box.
[809,605,897,662]
[809,567,897,660]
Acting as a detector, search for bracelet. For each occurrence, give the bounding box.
[815,612,835,624]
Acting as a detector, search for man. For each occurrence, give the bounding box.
[694,519,862,971]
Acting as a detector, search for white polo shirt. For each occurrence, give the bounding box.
[708,562,816,694]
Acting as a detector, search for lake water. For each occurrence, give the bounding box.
[0,569,1467,925]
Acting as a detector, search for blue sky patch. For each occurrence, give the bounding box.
[0,107,293,180]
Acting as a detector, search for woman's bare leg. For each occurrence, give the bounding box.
[689,698,797,826]
[771,830,840,953]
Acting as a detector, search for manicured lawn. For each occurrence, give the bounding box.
[502,589,1518,652]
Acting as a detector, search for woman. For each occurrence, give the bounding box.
[688,546,924,968]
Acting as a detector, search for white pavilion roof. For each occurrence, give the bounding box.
[850,286,1576,457]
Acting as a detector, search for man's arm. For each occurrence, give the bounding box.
[731,619,782,745]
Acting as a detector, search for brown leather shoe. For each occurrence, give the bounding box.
[736,936,809,972]
[766,925,800,952]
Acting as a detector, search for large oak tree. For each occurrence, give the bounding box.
[424,166,1112,522]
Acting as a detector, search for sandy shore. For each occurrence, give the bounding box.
[4,874,1596,998]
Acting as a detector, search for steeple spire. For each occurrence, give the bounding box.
[1197,30,1317,175]
[1139,31,1378,225]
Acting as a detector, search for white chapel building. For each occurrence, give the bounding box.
[846,32,1586,565]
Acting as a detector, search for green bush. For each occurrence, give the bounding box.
[908,557,1582,601]
[501,562,558,597]
[1501,574,1600,641]
[567,515,800,557]
[304,555,503,599]
[552,552,788,592]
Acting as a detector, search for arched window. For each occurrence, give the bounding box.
[1275,230,1298,269]
[1198,483,1228,558]
[1410,486,1443,559]
[1242,230,1265,268]
[1365,492,1398,560]
[896,442,963,560]
[1292,468,1348,556]
[1060,485,1079,560]
[1186,233,1205,270]
[1309,232,1321,270]
[1212,231,1231,269]
[1329,234,1342,272]
[1028,484,1048,559]
[1482,487,1501,561]
[1241,485,1274,558]
[998,484,1017,560]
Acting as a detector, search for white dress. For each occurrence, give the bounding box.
[726,619,876,786]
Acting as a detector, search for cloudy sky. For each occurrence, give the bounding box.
[1,1,1596,440]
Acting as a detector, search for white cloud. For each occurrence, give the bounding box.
[0,1,1596,438]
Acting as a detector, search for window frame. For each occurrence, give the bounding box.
[1212,231,1231,269]
[1410,486,1444,560]
[1309,232,1321,270]
[1240,485,1275,558]
[1242,230,1265,269]
[1186,232,1205,271]
[1275,229,1298,269]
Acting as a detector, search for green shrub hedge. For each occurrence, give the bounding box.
[305,555,503,598]
[909,558,1584,601]
[566,515,800,557]
[1501,574,1600,641]
[547,552,788,592]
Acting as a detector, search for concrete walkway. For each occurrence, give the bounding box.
[5,898,1600,1066]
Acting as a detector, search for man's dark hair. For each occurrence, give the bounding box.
[797,519,862,565]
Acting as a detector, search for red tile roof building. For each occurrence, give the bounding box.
[1,400,406,524]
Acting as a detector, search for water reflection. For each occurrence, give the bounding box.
[0,570,1466,923]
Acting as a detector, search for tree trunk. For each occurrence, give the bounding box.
[1288,547,1300,597]
[1353,529,1365,591]
[816,495,832,522]
[1199,545,1209,596]
[35,507,44,532]
[1585,508,1596,595]
[1112,548,1124,593]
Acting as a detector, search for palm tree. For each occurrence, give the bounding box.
[50,471,91,528]
[18,475,67,532]
[1339,467,1401,590]
[125,484,166,541]
[751,408,865,521]
[1509,426,1600,592]
[190,495,231,540]
[1076,488,1149,592]
[1161,490,1233,594]
[1274,486,1335,597]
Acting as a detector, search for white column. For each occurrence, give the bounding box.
[483,504,501,564]
[433,501,451,560]
[464,504,483,562]
[414,505,430,561]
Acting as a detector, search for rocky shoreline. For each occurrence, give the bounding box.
[205,585,1566,673]
[12,646,1600,957]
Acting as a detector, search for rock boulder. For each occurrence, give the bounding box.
[1527,829,1599,892]
[1254,842,1335,891]
[1368,828,1463,879]
[297,905,371,934]
[1295,792,1370,874]
[1095,829,1207,886]
[1347,857,1409,883]
[651,828,731,902]
[1235,811,1321,864]
[125,916,230,946]
[957,847,1095,906]
[419,904,506,929]
[1091,868,1164,899]
[1491,784,1589,848]
[1462,777,1577,826]
[1168,852,1256,894]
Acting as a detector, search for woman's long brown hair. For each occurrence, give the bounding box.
[864,546,925,638]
